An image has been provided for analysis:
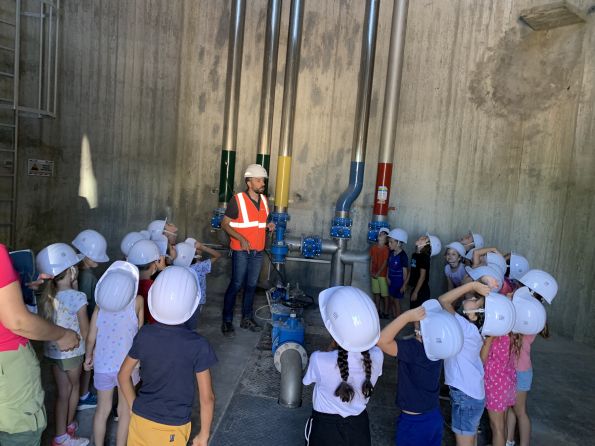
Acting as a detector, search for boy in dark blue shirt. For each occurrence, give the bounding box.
[377,307,443,446]
[118,266,217,446]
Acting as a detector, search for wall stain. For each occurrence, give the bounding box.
[198,92,206,113]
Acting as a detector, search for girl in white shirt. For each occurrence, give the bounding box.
[303,286,383,446]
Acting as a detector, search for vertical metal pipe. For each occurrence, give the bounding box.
[372,0,409,221]
[218,0,246,208]
[274,0,304,214]
[46,5,53,112]
[53,0,60,115]
[256,0,282,193]
[334,0,380,214]
[38,1,44,111]
[11,0,21,247]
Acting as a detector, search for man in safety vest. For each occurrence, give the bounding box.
[220,164,275,337]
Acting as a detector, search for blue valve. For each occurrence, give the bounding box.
[302,236,322,258]
[271,212,290,264]
[210,208,226,229]
[367,221,390,243]
[330,216,353,239]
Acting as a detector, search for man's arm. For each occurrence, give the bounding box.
[221,216,250,251]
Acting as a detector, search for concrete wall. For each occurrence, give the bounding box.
[7,0,595,345]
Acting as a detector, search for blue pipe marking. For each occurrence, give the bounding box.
[335,161,365,213]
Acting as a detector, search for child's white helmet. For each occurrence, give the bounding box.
[472,233,485,249]
[318,286,380,352]
[72,229,109,263]
[486,252,507,277]
[173,242,196,268]
[426,233,442,257]
[420,299,464,361]
[445,241,466,258]
[127,240,161,266]
[185,238,197,247]
[508,252,530,281]
[120,232,144,256]
[148,266,200,325]
[465,265,503,292]
[150,232,168,256]
[481,292,516,337]
[464,247,476,261]
[147,219,167,235]
[388,228,408,244]
[519,269,558,304]
[95,261,139,313]
[36,243,85,276]
[139,230,151,240]
[512,287,547,335]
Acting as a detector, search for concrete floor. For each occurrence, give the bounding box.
[39,288,595,445]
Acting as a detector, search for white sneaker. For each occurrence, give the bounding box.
[62,436,89,446]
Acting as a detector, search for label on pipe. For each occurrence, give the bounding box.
[373,163,393,216]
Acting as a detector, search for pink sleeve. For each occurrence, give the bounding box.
[0,244,19,289]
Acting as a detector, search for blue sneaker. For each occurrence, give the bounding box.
[77,393,97,410]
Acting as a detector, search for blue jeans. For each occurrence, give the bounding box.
[222,250,264,322]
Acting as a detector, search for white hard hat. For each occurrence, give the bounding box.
[445,241,466,258]
[72,229,109,263]
[519,269,558,304]
[36,243,84,276]
[148,266,201,325]
[420,299,464,361]
[481,292,516,337]
[173,242,196,267]
[512,287,547,335]
[120,232,145,256]
[139,230,151,240]
[150,232,168,256]
[127,239,161,266]
[388,228,408,243]
[472,233,485,249]
[318,286,380,352]
[378,227,390,236]
[464,247,476,261]
[509,252,530,280]
[426,233,442,257]
[486,252,507,277]
[95,261,139,313]
[244,163,268,178]
[147,219,167,235]
[465,265,503,291]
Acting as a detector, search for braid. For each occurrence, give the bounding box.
[361,350,374,398]
[334,347,355,403]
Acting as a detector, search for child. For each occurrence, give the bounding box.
[71,229,109,411]
[408,234,440,308]
[118,266,216,446]
[126,239,163,324]
[36,243,90,446]
[377,305,443,446]
[444,242,466,290]
[84,261,144,446]
[459,231,484,252]
[303,286,383,446]
[438,281,491,446]
[386,228,409,318]
[369,227,390,317]
[174,238,222,330]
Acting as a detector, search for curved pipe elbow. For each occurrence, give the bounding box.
[335,161,365,213]
[278,348,304,408]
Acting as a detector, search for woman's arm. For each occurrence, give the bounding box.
[0,281,79,349]
[377,307,426,357]
[118,356,140,412]
[192,370,215,446]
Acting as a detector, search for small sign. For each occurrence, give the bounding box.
[28,159,54,177]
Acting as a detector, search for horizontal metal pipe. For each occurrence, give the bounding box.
[340,249,370,265]
[286,256,331,264]
[285,236,339,255]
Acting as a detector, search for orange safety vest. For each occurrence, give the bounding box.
[228,192,270,251]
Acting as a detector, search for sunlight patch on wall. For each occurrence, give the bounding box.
[79,134,98,209]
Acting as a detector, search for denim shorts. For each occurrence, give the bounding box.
[516,369,533,392]
[449,387,485,436]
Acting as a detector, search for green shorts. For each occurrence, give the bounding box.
[45,355,84,372]
[371,276,389,297]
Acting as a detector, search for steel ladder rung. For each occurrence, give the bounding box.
[0,19,15,27]
[0,45,14,52]
[0,123,16,128]
[0,149,14,153]
[0,71,14,78]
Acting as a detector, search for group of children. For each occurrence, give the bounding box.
[306,228,557,446]
[34,221,220,446]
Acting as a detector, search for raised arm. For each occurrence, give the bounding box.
[438,281,490,314]
[377,307,426,357]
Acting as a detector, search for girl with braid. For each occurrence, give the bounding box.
[303,286,383,446]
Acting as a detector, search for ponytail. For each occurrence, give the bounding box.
[334,347,375,402]
[334,347,355,403]
[361,350,374,398]
[38,270,68,322]
[540,322,550,339]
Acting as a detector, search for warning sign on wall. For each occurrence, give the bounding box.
[28,159,54,177]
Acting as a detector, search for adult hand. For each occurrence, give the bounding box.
[56,329,80,351]
[26,273,53,290]
[239,237,251,251]
[266,222,276,232]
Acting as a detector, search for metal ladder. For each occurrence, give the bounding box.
[0,0,20,248]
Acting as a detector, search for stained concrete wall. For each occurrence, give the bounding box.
[8,0,595,345]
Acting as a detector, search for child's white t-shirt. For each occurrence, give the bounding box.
[303,346,383,418]
[44,289,87,359]
[444,313,485,400]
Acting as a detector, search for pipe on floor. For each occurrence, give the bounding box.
[218,0,246,208]
[256,0,282,194]
[278,348,303,408]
